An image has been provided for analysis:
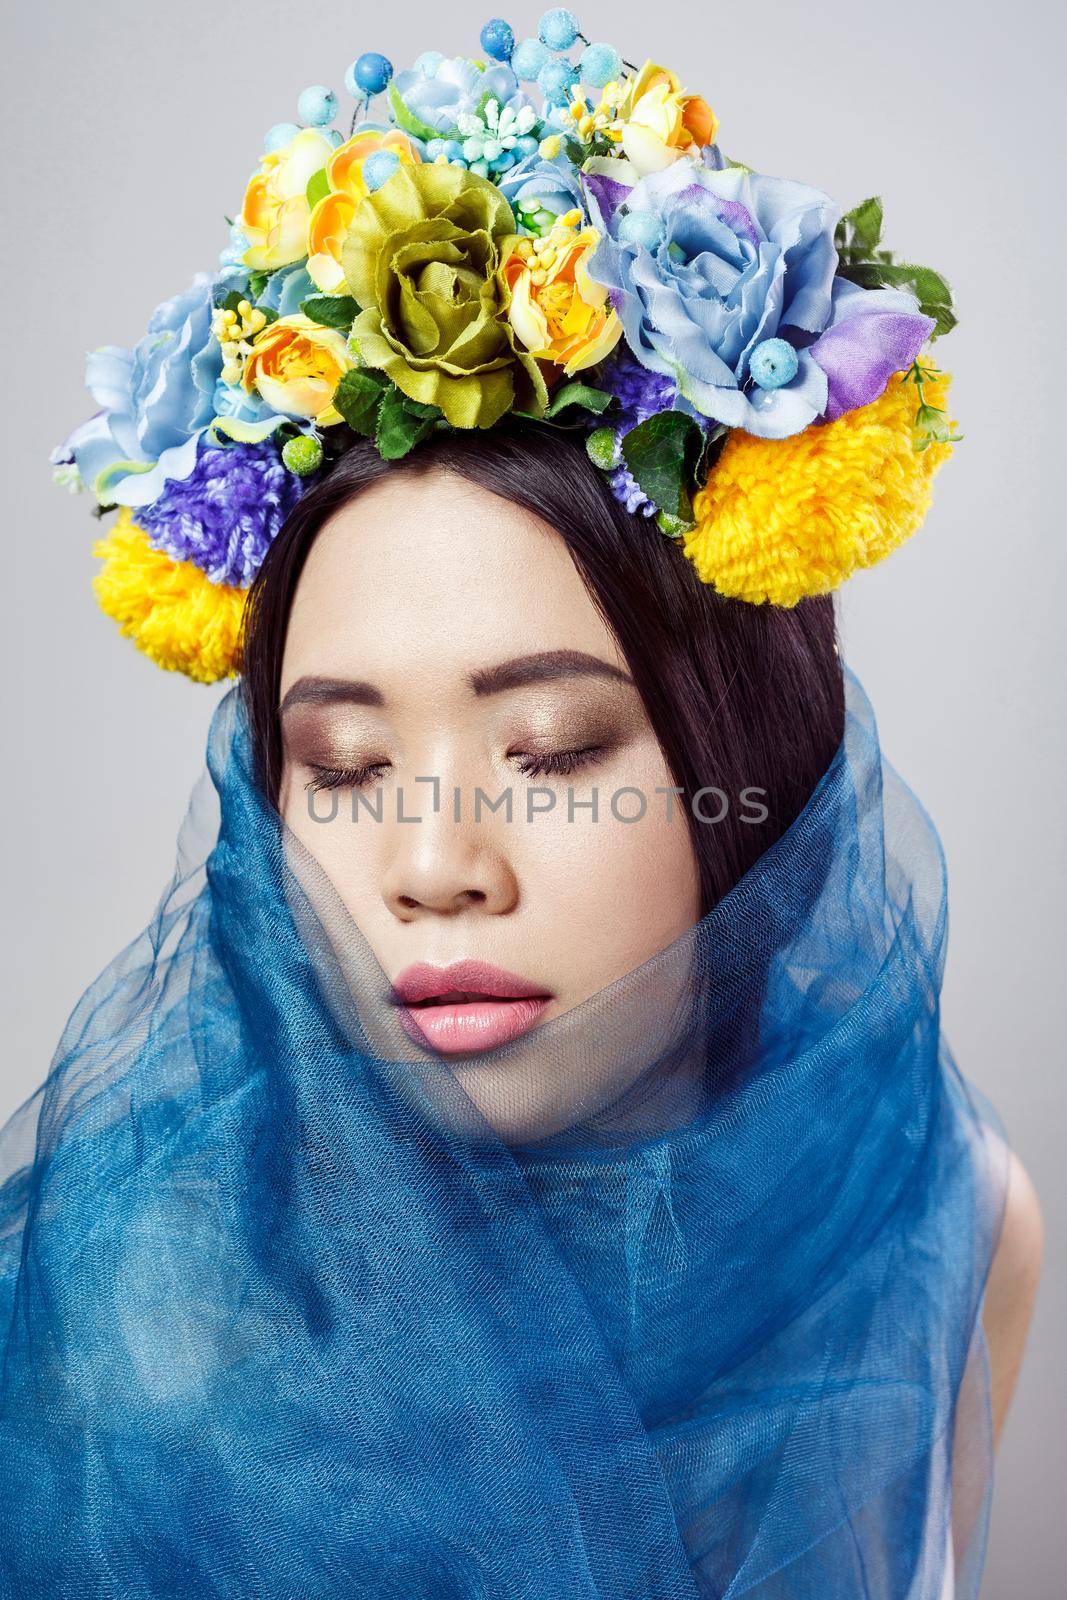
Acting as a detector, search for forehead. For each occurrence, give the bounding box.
[281,468,625,690]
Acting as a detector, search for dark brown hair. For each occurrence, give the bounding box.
[240,425,844,917]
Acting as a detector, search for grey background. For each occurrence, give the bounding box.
[2,2,1061,1590]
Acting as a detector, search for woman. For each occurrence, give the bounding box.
[3,15,1041,1597]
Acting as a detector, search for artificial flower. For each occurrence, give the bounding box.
[683,366,956,604]
[306,129,422,294]
[389,56,532,138]
[242,314,354,426]
[586,162,843,438]
[810,279,935,421]
[497,149,586,232]
[238,127,337,273]
[62,273,222,508]
[93,508,246,682]
[341,164,547,428]
[596,346,678,515]
[500,219,622,375]
[455,95,539,167]
[616,61,717,177]
[136,440,311,588]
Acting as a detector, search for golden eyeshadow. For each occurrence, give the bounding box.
[281,707,385,769]
[499,690,646,750]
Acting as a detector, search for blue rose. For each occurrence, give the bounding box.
[496,150,584,229]
[62,266,320,506]
[392,56,532,137]
[65,273,223,507]
[586,162,844,438]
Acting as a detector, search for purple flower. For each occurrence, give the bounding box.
[138,441,310,588]
[600,347,680,517]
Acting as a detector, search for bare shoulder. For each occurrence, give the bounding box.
[981,1147,1044,1447]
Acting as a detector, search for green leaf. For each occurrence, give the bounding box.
[247,270,270,300]
[306,167,331,209]
[621,411,704,521]
[375,387,442,459]
[332,368,388,437]
[834,195,884,258]
[301,294,360,332]
[833,195,956,338]
[387,81,442,144]
[543,382,614,420]
[836,259,957,337]
[214,288,245,313]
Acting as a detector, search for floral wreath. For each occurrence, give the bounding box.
[52,10,961,683]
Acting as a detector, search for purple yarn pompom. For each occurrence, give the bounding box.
[138,441,312,587]
[598,349,680,517]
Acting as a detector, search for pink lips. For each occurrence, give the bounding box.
[391,959,553,1054]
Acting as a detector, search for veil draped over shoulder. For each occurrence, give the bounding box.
[0,672,1008,1598]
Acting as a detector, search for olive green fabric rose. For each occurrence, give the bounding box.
[341,164,548,428]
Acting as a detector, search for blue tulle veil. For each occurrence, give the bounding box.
[0,671,1008,1598]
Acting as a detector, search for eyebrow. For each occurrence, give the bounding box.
[279,649,634,715]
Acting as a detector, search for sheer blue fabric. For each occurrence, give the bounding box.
[0,672,1008,1598]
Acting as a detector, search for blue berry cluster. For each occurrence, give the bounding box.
[263,54,398,154]
[265,19,628,170]
[483,13,623,107]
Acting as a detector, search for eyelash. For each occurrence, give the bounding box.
[512,744,604,780]
[304,745,605,793]
[305,763,389,794]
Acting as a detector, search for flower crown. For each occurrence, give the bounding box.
[53,11,960,683]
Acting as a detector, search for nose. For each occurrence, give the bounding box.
[380,807,520,922]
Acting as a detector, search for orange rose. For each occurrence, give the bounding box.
[306,130,421,294]
[618,62,718,176]
[242,314,354,426]
[237,128,338,272]
[501,218,622,376]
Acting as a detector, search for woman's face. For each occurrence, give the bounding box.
[278,468,701,1069]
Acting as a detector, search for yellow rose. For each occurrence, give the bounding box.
[242,314,354,426]
[238,127,338,273]
[618,61,718,177]
[500,220,622,376]
[306,130,422,294]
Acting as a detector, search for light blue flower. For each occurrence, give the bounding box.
[257,261,315,318]
[585,162,845,438]
[63,273,223,507]
[496,149,584,231]
[391,56,533,138]
[61,266,317,508]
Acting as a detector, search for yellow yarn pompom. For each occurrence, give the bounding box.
[683,365,956,606]
[92,509,246,683]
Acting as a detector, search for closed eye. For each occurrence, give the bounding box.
[305,762,391,794]
[511,745,605,780]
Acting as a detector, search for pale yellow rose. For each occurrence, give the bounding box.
[238,127,338,273]
[618,62,718,177]
[500,220,622,377]
[306,130,422,294]
[242,314,354,426]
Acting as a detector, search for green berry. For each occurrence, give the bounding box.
[656,510,693,540]
[282,435,324,476]
[586,427,620,470]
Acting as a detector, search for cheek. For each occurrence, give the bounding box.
[279,769,384,925]
[509,738,702,999]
